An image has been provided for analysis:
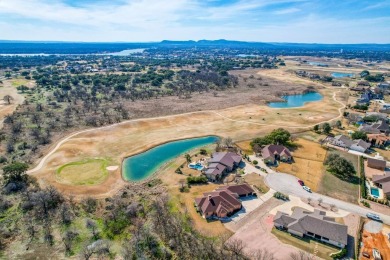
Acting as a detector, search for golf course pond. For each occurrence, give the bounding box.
[268,92,323,108]
[122,136,219,181]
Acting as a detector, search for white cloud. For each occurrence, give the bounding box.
[0,0,388,43]
[273,7,300,15]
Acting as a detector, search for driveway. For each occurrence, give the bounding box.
[223,189,275,224]
[265,171,390,225]
[227,198,299,259]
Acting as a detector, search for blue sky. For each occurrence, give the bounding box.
[0,0,389,43]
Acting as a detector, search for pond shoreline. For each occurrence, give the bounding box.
[121,135,220,182]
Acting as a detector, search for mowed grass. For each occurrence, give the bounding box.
[271,228,339,260]
[56,158,109,186]
[277,138,327,192]
[318,149,360,204]
[244,173,269,193]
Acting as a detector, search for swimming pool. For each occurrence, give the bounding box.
[189,163,204,171]
[370,187,380,197]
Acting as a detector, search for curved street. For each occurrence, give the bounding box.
[265,171,390,225]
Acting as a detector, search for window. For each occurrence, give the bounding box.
[307,232,314,236]
[322,237,329,241]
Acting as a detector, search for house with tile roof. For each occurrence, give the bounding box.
[261,145,292,164]
[326,135,371,153]
[194,184,255,219]
[274,208,348,248]
[204,152,242,181]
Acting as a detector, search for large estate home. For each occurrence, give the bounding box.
[326,135,371,153]
[274,208,348,248]
[262,145,292,164]
[194,184,255,219]
[204,152,242,181]
[359,120,390,134]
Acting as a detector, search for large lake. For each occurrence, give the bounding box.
[331,72,354,78]
[122,136,219,181]
[268,92,323,108]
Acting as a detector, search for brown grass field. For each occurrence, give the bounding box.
[318,149,360,204]
[27,68,347,198]
[0,79,27,128]
[276,138,327,192]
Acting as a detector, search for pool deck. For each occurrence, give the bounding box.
[366,180,385,200]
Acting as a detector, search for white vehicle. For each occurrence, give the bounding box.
[302,186,311,193]
[366,213,381,221]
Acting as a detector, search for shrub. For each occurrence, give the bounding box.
[361,200,370,208]
[199,149,207,155]
[273,192,289,201]
[187,176,208,184]
[253,160,258,165]
[331,248,347,259]
[0,156,7,164]
[175,168,183,174]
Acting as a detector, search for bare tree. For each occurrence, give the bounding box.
[318,197,323,206]
[80,243,94,260]
[86,219,99,240]
[252,249,276,260]
[224,238,246,259]
[290,251,313,260]
[3,95,13,105]
[330,204,337,212]
[307,197,312,205]
[62,230,79,254]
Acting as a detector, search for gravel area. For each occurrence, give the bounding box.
[364,220,383,234]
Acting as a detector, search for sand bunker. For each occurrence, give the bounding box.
[106,166,119,171]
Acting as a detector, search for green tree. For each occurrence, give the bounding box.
[351,131,367,140]
[16,85,28,93]
[313,125,319,132]
[253,160,258,165]
[2,162,29,184]
[324,154,356,179]
[184,153,191,163]
[322,123,331,134]
[250,128,291,147]
[335,120,342,129]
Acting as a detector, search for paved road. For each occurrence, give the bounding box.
[265,172,390,225]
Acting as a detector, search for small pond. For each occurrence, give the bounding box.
[268,92,323,108]
[331,72,354,78]
[122,136,219,181]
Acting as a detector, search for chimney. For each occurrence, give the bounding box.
[208,195,212,201]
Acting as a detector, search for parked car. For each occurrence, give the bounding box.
[302,186,311,193]
[366,213,381,221]
[298,180,304,186]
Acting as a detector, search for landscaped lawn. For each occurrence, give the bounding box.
[318,149,360,204]
[271,228,339,260]
[244,172,270,193]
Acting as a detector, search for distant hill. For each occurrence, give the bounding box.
[0,39,389,54]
